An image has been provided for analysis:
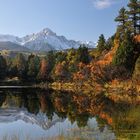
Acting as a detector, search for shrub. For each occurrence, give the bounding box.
[133,55,140,81]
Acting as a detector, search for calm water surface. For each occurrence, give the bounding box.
[0,88,139,140]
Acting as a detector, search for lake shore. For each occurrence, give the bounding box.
[33,80,140,104]
[0,78,140,104]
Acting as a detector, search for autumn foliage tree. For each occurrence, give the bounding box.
[38,58,48,81]
[53,61,69,81]
[73,62,91,86]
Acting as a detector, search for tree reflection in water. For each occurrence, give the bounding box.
[0,88,140,139]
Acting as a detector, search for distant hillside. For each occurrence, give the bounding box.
[0,41,30,52]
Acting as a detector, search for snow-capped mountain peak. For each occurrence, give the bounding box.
[0,28,95,52]
[41,28,56,36]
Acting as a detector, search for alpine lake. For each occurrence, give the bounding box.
[0,87,139,140]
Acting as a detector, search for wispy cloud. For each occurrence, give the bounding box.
[93,0,115,9]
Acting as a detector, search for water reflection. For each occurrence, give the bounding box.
[0,89,139,139]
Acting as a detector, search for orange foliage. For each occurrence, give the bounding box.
[111,79,120,86]
[54,63,64,76]
[134,35,140,43]
[73,62,91,81]
[99,112,113,125]
[73,39,121,84]
[39,58,47,79]
[73,72,85,81]
[72,94,90,113]
[54,61,67,80]
[96,39,119,66]
[78,62,86,69]
[88,39,120,83]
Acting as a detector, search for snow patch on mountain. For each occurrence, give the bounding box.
[0,28,95,51]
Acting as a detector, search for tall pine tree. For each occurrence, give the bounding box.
[127,0,140,34]
[113,31,135,71]
[115,7,129,34]
[97,34,106,53]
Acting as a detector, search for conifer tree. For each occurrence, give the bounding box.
[12,53,27,80]
[27,54,40,81]
[113,31,135,70]
[127,0,140,34]
[76,44,90,64]
[0,55,7,79]
[114,7,133,39]
[115,7,129,34]
[97,34,106,52]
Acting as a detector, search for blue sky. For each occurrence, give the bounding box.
[0,0,128,42]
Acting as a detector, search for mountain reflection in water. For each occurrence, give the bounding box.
[0,88,139,140]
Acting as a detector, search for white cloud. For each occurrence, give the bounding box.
[93,0,114,9]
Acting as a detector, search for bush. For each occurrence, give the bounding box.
[133,55,140,81]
